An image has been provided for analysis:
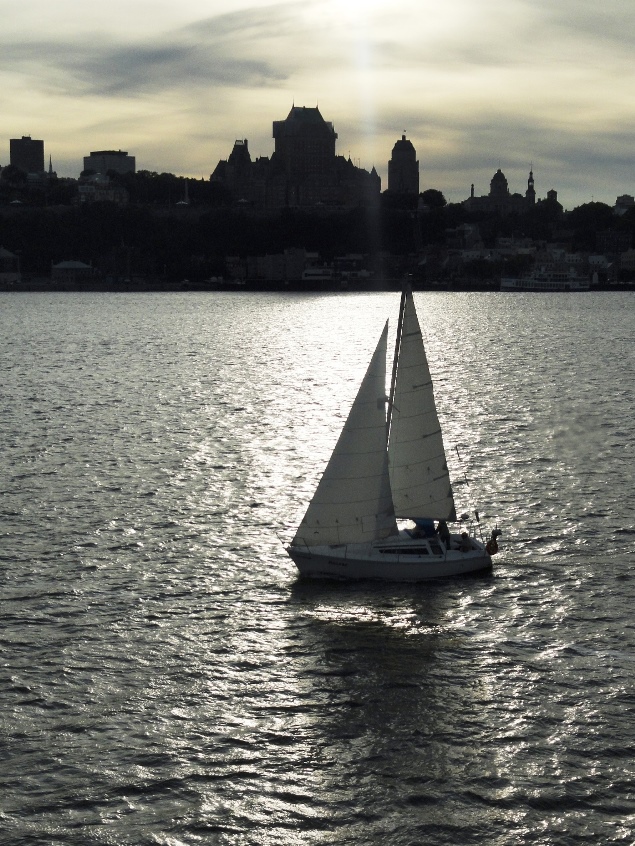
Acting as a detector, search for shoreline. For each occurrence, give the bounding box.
[1,279,634,293]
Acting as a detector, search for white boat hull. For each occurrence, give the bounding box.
[287,536,492,581]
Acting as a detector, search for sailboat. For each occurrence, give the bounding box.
[286,290,501,580]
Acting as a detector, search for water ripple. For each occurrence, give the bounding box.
[0,291,634,845]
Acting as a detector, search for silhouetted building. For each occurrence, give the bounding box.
[77,173,129,206]
[597,229,632,255]
[619,249,635,275]
[10,136,45,174]
[463,168,534,215]
[445,224,482,250]
[273,106,337,180]
[211,105,381,209]
[51,260,95,286]
[526,169,536,206]
[83,150,135,176]
[388,134,419,194]
[211,139,265,203]
[0,246,21,285]
[614,194,635,216]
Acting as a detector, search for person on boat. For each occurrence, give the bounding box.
[458,532,473,552]
[437,520,452,549]
[485,528,502,555]
[410,518,436,539]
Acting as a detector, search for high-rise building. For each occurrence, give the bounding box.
[388,134,419,194]
[10,136,45,174]
[83,150,135,176]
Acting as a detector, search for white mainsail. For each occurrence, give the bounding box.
[292,323,398,547]
[388,293,456,522]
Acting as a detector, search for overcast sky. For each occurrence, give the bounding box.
[2,0,634,208]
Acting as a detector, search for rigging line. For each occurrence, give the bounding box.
[454,444,484,540]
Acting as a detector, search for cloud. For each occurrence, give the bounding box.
[531,0,635,47]
[2,0,635,205]
[0,4,300,98]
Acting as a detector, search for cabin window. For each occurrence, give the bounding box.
[378,547,429,555]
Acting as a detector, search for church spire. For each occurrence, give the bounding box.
[526,165,536,206]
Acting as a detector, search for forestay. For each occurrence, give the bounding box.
[292,323,398,547]
[388,293,457,522]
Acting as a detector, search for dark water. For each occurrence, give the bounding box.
[1,291,634,845]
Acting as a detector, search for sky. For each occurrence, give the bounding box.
[2,0,635,209]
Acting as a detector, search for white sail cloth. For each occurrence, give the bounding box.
[292,323,398,547]
[388,293,456,522]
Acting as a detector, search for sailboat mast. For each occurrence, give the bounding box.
[387,288,407,441]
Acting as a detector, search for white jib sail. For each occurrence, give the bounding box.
[292,322,398,547]
[388,293,457,521]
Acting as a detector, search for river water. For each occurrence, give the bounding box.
[1,290,634,845]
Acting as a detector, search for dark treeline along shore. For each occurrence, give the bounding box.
[1,169,635,290]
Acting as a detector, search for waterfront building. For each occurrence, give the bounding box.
[0,246,21,285]
[51,260,95,286]
[619,249,635,274]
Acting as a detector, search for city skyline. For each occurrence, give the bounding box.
[2,0,635,209]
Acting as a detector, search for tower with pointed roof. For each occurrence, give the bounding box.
[526,168,536,206]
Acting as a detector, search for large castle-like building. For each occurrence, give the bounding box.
[211,106,381,209]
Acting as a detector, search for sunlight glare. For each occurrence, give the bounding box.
[330,0,385,24]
